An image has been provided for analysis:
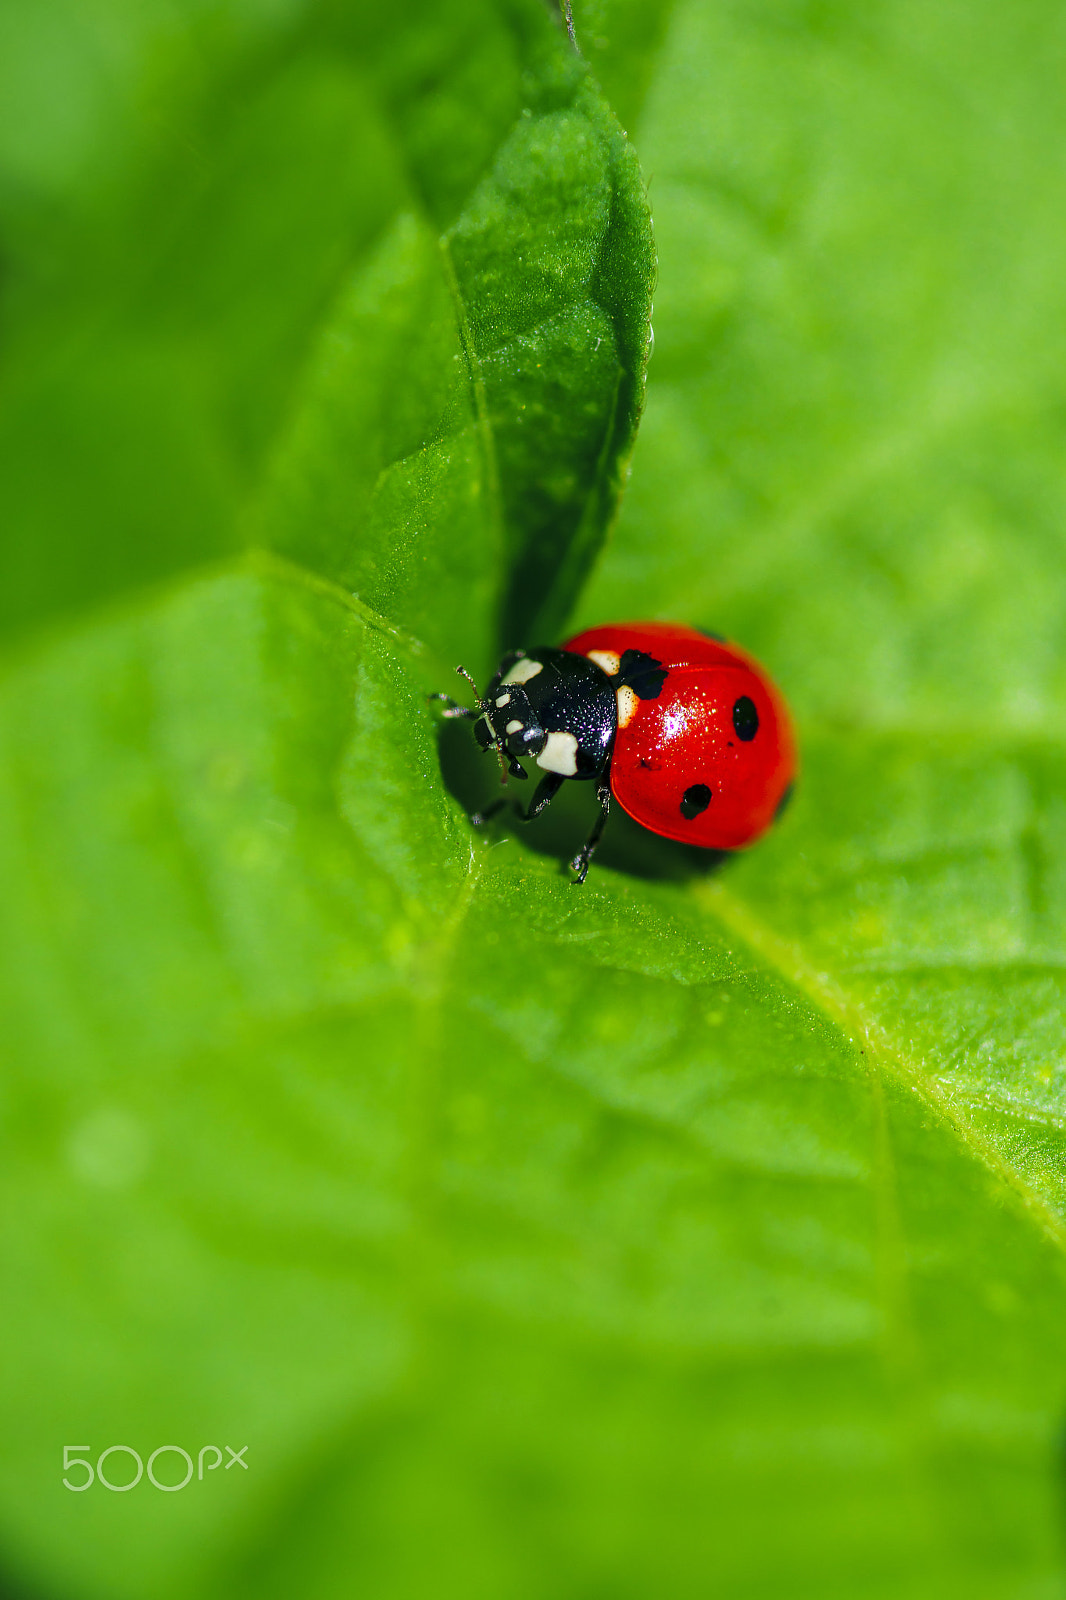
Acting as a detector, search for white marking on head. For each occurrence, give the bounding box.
[616,685,639,729]
[536,730,579,777]
[480,713,495,739]
[588,648,620,677]
[502,657,543,686]
[505,719,523,735]
[495,692,511,707]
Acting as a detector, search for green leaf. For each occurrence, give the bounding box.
[5,2,1066,1599]
[575,0,1066,1226]
[0,0,651,665]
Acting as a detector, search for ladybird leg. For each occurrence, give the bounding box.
[426,692,478,720]
[522,772,564,821]
[470,797,510,827]
[472,771,557,829]
[570,782,610,885]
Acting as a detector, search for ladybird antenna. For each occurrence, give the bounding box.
[454,663,485,708]
[454,663,510,785]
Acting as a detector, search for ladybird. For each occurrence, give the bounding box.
[430,622,796,883]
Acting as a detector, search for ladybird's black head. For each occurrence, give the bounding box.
[474,646,618,785]
[475,682,546,776]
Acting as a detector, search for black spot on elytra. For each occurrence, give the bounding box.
[613,649,668,700]
[732,695,758,741]
[680,783,712,819]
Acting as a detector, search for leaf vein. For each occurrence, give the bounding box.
[699,881,1066,1253]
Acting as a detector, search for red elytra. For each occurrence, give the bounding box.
[562,622,797,850]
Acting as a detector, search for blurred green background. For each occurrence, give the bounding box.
[4,0,1066,1595]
